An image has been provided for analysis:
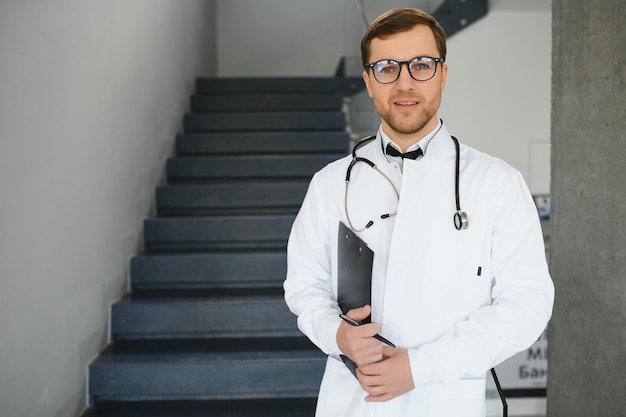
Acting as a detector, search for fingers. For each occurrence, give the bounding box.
[337,306,382,367]
[343,326,382,365]
[356,367,395,401]
[356,348,415,403]
[381,345,396,358]
[357,366,401,403]
[346,304,371,322]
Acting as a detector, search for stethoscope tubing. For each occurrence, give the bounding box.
[345,134,468,232]
[451,135,469,230]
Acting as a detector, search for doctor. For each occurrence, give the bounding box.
[284,7,554,417]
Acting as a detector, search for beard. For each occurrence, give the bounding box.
[373,93,441,136]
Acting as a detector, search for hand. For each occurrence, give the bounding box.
[357,346,415,402]
[336,305,383,367]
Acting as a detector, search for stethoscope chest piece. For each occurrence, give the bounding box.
[453,210,469,231]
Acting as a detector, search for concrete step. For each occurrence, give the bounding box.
[175,131,350,156]
[165,154,341,183]
[183,111,346,132]
[191,93,342,113]
[111,295,298,341]
[142,215,294,252]
[195,76,363,96]
[129,252,286,291]
[81,398,317,417]
[89,342,326,403]
[83,76,360,416]
[155,181,308,216]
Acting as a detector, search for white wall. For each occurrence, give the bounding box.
[217,0,351,76]
[442,0,552,193]
[216,0,551,193]
[215,0,442,77]
[0,2,216,416]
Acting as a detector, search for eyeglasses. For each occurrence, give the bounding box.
[365,56,444,84]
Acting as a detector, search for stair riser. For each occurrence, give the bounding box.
[184,112,345,132]
[80,398,318,417]
[143,215,294,252]
[166,155,341,182]
[155,183,308,216]
[130,253,287,290]
[191,94,342,112]
[89,354,326,402]
[196,77,344,94]
[176,132,350,155]
[112,298,297,340]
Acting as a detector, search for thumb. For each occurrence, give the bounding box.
[346,304,371,322]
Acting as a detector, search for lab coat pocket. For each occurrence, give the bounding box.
[425,223,491,289]
[429,378,486,417]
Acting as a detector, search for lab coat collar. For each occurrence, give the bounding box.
[367,120,455,167]
[378,118,443,161]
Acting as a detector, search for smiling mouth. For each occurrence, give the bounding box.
[395,101,418,106]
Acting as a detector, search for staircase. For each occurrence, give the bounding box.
[81,76,363,416]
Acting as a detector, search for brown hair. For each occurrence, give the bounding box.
[360,8,447,67]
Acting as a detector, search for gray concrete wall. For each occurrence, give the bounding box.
[548,1,626,415]
[0,2,216,416]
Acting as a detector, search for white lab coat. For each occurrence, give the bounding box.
[284,123,554,417]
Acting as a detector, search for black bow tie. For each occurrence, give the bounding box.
[385,143,423,160]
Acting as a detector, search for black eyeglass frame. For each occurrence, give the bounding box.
[364,56,445,84]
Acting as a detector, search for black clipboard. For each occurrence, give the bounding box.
[337,221,374,377]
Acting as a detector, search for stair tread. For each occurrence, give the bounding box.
[111,293,297,340]
[155,181,308,216]
[157,179,310,187]
[130,251,287,264]
[175,131,350,155]
[155,181,309,197]
[130,252,287,290]
[144,214,295,228]
[191,93,342,112]
[89,342,325,402]
[97,337,317,353]
[183,112,346,133]
[117,293,285,302]
[93,343,323,364]
[168,153,345,160]
[196,76,363,95]
[81,398,317,417]
[166,154,344,166]
[132,250,285,256]
[142,214,296,245]
[184,111,345,118]
[165,154,341,183]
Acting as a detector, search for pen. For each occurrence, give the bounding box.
[339,314,396,347]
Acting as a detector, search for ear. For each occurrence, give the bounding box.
[362,70,374,98]
[440,63,448,92]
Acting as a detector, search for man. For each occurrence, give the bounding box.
[284,8,554,416]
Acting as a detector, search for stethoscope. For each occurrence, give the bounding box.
[345,134,469,232]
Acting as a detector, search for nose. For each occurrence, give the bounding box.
[395,62,416,89]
